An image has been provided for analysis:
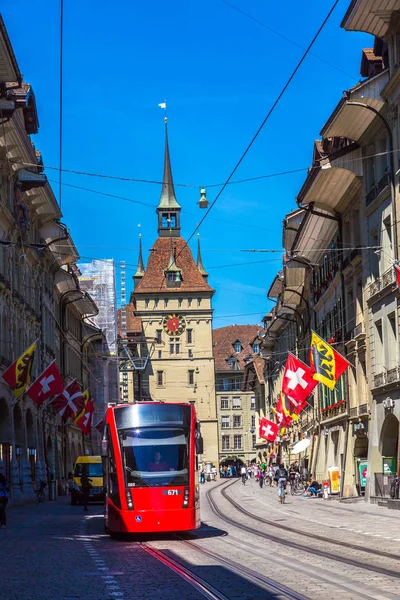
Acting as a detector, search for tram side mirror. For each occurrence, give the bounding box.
[101,439,109,458]
[196,436,204,455]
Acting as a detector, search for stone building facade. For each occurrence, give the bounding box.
[213,325,261,466]
[0,16,111,503]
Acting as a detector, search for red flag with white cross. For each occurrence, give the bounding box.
[26,360,64,407]
[51,380,85,419]
[281,352,317,412]
[259,418,279,442]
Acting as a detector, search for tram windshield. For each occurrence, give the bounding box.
[120,427,189,488]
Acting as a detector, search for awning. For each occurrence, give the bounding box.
[291,208,338,264]
[267,272,284,300]
[283,263,307,308]
[341,0,400,38]
[297,165,362,214]
[39,221,79,266]
[283,209,306,254]
[291,438,311,454]
[320,71,389,142]
[25,183,61,224]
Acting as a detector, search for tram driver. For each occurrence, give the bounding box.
[148,451,174,472]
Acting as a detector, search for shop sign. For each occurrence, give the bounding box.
[358,460,367,487]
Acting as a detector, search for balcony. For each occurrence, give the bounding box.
[366,172,390,207]
[373,368,400,390]
[368,267,395,301]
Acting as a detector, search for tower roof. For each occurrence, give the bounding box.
[133,237,214,294]
[158,121,181,211]
[196,234,208,277]
[134,234,145,278]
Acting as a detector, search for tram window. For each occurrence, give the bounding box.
[120,427,189,488]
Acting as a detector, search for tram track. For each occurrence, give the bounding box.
[142,540,307,600]
[206,479,400,581]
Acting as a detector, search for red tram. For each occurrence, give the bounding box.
[102,402,202,534]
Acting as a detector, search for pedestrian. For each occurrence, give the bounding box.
[267,465,275,487]
[0,473,9,528]
[80,470,92,512]
[259,468,264,489]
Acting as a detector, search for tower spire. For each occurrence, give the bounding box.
[197,233,208,279]
[156,115,181,238]
[158,119,181,211]
[133,232,145,289]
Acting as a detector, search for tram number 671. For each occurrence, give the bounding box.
[163,489,182,496]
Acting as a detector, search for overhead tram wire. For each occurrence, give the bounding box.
[163,0,340,258]
[16,147,400,190]
[219,0,358,82]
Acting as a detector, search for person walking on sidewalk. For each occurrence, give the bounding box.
[0,473,9,528]
[81,471,92,512]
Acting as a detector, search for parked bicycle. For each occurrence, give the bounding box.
[290,473,305,496]
[35,480,47,504]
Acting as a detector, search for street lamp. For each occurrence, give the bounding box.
[343,95,398,260]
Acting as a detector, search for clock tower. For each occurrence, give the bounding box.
[128,122,219,467]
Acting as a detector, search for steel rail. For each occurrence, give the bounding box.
[174,536,308,600]
[221,478,400,562]
[207,480,400,580]
[141,543,230,600]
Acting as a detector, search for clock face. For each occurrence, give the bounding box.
[163,314,186,336]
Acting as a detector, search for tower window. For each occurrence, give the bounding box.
[157,371,164,386]
[162,213,176,228]
[188,370,195,385]
[187,329,193,344]
[233,340,242,353]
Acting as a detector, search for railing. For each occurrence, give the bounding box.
[374,472,396,497]
[359,403,368,415]
[366,171,391,206]
[349,407,358,417]
[373,368,400,389]
[353,322,365,339]
[216,381,242,392]
[369,267,395,299]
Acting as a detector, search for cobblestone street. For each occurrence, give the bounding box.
[2,480,400,600]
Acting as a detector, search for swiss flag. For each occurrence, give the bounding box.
[259,418,279,442]
[282,353,317,412]
[51,380,85,419]
[26,360,64,407]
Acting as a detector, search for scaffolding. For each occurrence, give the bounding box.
[79,259,118,356]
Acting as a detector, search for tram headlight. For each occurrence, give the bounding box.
[183,487,189,508]
[126,489,134,510]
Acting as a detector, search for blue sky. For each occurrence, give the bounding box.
[3,0,372,327]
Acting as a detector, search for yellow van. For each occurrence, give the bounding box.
[70,455,104,505]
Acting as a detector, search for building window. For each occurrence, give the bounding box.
[233,340,242,353]
[170,343,175,355]
[175,343,180,355]
[188,370,195,385]
[145,298,150,308]
[251,415,256,428]
[220,397,229,410]
[178,298,183,307]
[233,435,242,450]
[252,435,256,449]
[154,298,159,308]
[252,343,259,353]
[162,213,176,228]
[197,298,201,307]
[188,298,192,307]
[187,329,193,344]
[158,350,162,359]
[156,330,162,344]
[251,396,256,410]
[232,397,241,409]
[221,416,230,429]
[233,415,241,428]
[165,299,169,307]
[166,272,181,282]
[157,371,164,386]
[222,435,230,450]
[188,349,193,358]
